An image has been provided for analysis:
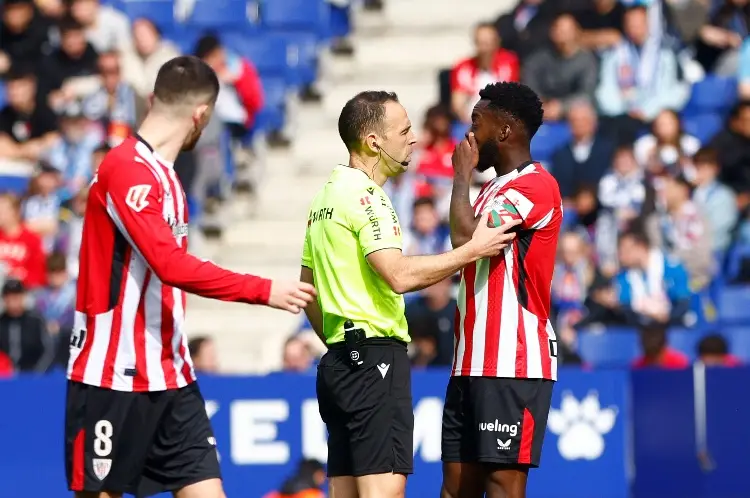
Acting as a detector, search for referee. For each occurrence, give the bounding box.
[299,91,520,498]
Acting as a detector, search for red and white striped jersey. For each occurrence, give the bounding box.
[68,136,272,392]
[452,162,562,380]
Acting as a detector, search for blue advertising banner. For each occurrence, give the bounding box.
[0,369,630,498]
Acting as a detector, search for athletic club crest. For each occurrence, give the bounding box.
[92,458,112,480]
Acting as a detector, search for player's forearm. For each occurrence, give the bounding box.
[155,252,271,304]
[393,244,478,294]
[450,173,479,248]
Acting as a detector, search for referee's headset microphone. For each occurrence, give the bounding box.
[375,142,410,167]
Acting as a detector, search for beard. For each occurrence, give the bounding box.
[476,140,500,172]
[181,127,203,151]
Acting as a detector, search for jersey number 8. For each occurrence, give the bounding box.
[94,420,114,457]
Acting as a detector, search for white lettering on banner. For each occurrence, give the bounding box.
[230,400,290,464]
[412,397,443,463]
[301,399,328,462]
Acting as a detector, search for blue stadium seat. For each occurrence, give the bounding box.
[252,77,287,132]
[725,244,750,283]
[121,0,175,29]
[274,31,319,86]
[223,33,292,80]
[260,0,328,34]
[668,328,707,361]
[531,122,571,162]
[682,112,723,144]
[0,175,31,195]
[578,327,640,368]
[683,76,738,116]
[723,326,750,361]
[177,0,257,29]
[717,285,750,323]
[0,82,5,109]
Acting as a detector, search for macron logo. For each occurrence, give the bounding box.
[377,363,390,379]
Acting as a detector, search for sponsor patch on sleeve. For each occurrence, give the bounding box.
[501,188,535,220]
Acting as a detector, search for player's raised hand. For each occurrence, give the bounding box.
[268,280,317,314]
[452,131,479,178]
[467,213,521,258]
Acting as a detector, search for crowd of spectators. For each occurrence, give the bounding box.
[0,0,369,376]
[358,0,750,371]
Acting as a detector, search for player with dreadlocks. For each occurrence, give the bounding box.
[440,82,563,498]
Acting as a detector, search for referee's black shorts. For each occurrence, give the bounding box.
[316,338,414,477]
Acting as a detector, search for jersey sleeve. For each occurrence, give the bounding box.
[104,162,271,304]
[485,174,556,230]
[301,219,312,268]
[348,188,403,256]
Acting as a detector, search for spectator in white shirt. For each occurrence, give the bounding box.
[120,18,181,101]
[691,146,738,253]
[66,0,132,53]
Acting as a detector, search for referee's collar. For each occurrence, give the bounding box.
[334,165,373,182]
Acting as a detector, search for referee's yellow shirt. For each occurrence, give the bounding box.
[301,165,410,345]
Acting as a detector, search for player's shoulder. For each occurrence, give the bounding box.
[100,137,163,189]
[508,162,560,194]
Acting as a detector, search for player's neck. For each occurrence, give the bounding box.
[495,149,532,176]
[137,114,191,163]
[348,155,388,187]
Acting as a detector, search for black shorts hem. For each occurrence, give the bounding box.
[440,456,539,468]
[160,473,222,492]
[329,466,413,478]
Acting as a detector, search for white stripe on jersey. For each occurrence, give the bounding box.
[497,245,518,378]
[469,258,490,373]
[144,275,168,391]
[522,307,543,378]
[82,311,113,385]
[112,253,148,391]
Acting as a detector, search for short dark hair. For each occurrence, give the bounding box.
[698,333,729,356]
[413,196,435,210]
[338,91,399,152]
[194,34,222,60]
[614,144,635,156]
[478,82,544,138]
[153,56,219,106]
[619,229,650,248]
[188,336,211,357]
[693,146,719,167]
[46,252,67,273]
[5,63,36,82]
[58,16,84,35]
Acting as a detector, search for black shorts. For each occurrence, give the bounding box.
[441,376,554,467]
[64,381,220,496]
[316,338,414,477]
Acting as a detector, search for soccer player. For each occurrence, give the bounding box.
[440,82,563,498]
[64,56,316,498]
[300,91,520,498]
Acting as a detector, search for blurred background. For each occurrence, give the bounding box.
[1,0,750,496]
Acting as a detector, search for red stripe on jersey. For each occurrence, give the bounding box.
[513,245,528,378]
[100,246,133,389]
[539,320,552,379]
[518,407,535,465]
[484,255,504,376]
[460,263,477,373]
[71,428,85,491]
[179,339,192,382]
[132,271,151,391]
[160,283,178,389]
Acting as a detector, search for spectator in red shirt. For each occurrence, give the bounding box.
[0,350,13,378]
[417,105,456,180]
[697,333,742,367]
[632,323,690,369]
[0,193,46,288]
[450,22,519,124]
[195,34,264,134]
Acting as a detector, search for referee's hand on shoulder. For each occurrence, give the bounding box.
[468,215,521,258]
[268,280,317,314]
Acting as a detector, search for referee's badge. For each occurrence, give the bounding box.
[92,458,112,480]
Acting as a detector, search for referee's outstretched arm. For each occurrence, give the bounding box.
[366,214,520,294]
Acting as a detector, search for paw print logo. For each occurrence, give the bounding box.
[547,391,618,461]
